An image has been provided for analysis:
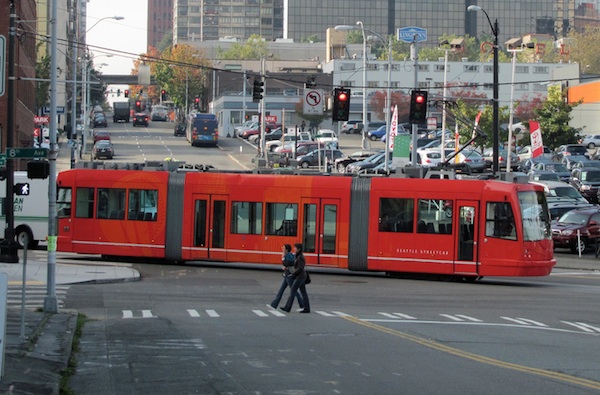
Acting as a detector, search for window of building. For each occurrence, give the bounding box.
[265,203,297,236]
[485,202,517,240]
[418,64,429,72]
[533,66,549,74]
[483,83,493,90]
[378,198,414,233]
[464,65,479,72]
[368,81,379,88]
[340,80,354,87]
[515,65,529,73]
[434,64,450,72]
[417,199,453,234]
[418,81,430,89]
[340,63,355,71]
[516,83,529,91]
[231,202,262,234]
[483,65,493,73]
[367,64,378,70]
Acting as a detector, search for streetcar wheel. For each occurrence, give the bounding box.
[570,238,587,254]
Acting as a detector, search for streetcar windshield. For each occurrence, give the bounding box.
[519,191,551,241]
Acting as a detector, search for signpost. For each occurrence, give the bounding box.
[397,26,427,43]
[303,89,324,115]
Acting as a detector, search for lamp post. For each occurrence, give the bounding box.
[468,5,499,176]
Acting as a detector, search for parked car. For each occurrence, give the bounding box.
[444,149,486,173]
[276,142,319,156]
[552,207,600,253]
[266,132,312,152]
[150,105,169,121]
[363,121,387,133]
[93,113,108,128]
[346,152,392,173]
[532,162,571,182]
[334,149,382,173]
[553,144,589,161]
[519,157,552,173]
[174,122,186,136]
[570,159,600,169]
[340,120,362,134]
[93,130,111,143]
[313,129,339,148]
[570,168,600,203]
[132,113,149,127]
[239,127,260,139]
[547,201,596,222]
[416,148,443,168]
[560,155,592,171]
[579,134,600,149]
[296,149,344,169]
[367,125,388,141]
[527,170,561,182]
[93,140,114,160]
[235,121,258,136]
[517,145,553,161]
[530,180,589,204]
[481,148,519,170]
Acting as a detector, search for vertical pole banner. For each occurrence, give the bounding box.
[529,121,543,158]
[388,105,398,151]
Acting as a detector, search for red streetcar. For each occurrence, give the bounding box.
[56,168,555,280]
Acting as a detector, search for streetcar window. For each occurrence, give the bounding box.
[97,188,126,220]
[323,204,337,254]
[75,187,94,218]
[57,187,72,218]
[265,203,298,236]
[128,189,158,221]
[379,198,414,233]
[518,191,551,241]
[417,199,453,234]
[231,202,262,234]
[485,202,517,240]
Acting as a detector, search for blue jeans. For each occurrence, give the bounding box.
[283,273,309,312]
[270,275,303,309]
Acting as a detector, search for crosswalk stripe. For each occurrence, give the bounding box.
[252,310,269,317]
[393,313,417,319]
[142,310,155,318]
[206,309,220,317]
[122,310,133,319]
[315,311,336,317]
[331,311,351,317]
[187,309,200,318]
[561,321,600,333]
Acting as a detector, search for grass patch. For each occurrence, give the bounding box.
[60,313,87,395]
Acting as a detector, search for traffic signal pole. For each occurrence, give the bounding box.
[259,56,267,166]
[411,35,419,166]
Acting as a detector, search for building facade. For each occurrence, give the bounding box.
[148,0,174,49]
[0,0,37,156]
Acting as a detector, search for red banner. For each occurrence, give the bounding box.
[529,121,543,158]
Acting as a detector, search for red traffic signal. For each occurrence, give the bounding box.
[124,89,129,98]
[332,87,351,122]
[337,91,348,101]
[409,90,428,123]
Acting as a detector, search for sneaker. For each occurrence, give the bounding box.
[299,309,310,314]
[296,308,304,312]
[267,304,276,309]
[280,307,291,313]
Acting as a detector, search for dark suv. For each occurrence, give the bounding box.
[570,168,600,203]
[553,144,589,161]
[552,207,600,253]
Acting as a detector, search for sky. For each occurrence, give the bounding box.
[85,0,149,75]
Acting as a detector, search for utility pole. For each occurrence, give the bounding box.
[259,56,267,166]
[410,34,419,167]
[0,0,19,263]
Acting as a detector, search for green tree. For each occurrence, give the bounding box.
[217,35,270,60]
[530,90,582,149]
[156,31,173,53]
[568,27,600,74]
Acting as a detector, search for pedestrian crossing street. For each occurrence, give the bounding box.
[118,308,600,334]
[7,285,69,310]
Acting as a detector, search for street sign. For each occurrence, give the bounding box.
[303,89,324,115]
[0,154,5,167]
[43,106,65,114]
[6,148,48,159]
[0,35,5,96]
[397,26,427,43]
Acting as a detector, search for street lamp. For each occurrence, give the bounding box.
[335,21,369,149]
[467,5,499,176]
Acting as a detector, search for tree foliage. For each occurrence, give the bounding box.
[216,35,270,60]
[294,100,329,129]
[369,90,410,122]
[530,90,582,149]
[568,27,600,74]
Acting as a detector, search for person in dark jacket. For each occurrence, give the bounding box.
[281,243,310,313]
[269,244,304,309]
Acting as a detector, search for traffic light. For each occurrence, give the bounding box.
[161,89,167,101]
[332,87,351,122]
[409,90,428,123]
[124,89,129,98]
[252,78,264,103]
[194,96,200,110]
[14,183,30,196]
[135,100,142,112]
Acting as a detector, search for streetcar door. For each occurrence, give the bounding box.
[192,194,227,260]
[455,201,479,274]
[301,198,339,266]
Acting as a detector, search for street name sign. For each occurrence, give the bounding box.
[6,148,48,159]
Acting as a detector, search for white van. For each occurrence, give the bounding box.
[0,172,51,248]
[151,105,169,121]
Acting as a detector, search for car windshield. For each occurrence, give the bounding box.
[568,146,587,154]
[559,211,591,225]
[550,186,585,200]
[544,164,567,172]
[582,171,600,182]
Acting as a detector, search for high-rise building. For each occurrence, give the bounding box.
[172,1,599,47]
[148,0,174,50]
[173,0,284,44]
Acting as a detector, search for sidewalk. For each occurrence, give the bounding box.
[0,137,140,394]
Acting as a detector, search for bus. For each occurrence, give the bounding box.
[55,167,555,279]
[186,112,218,147]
